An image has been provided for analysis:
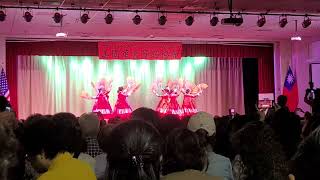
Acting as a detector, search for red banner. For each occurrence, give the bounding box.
[98,42,182,60]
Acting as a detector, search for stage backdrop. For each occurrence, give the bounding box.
[17,55,244,119]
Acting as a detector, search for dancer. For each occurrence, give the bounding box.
[114,77,140,119]
[152,79,183,116]
[81,78,113,120]
[181,81,208,116]
[152,86,170,116]
[167,80,184,116]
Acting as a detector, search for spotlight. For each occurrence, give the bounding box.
[158,15,167,25]
[0,10,6,22]
[234,14,243,26]
[53,12,63,23]
[257,15,266,27]
[132,14,142,25]
[302,16,311,28]
[210,16,219,26]
[23,11,33,22]
[279,15,288,28]
[80,13,90,24]
[104,13,113,24]
[185,16,194,26]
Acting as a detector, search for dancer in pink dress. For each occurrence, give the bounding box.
[114,78,140,119]
[181,81,208,116]
[153,87,170,116]
[167,89,183,116]
[82,79,113,120]
[152,80,183,117]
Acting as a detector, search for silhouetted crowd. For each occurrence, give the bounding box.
[0,94,320,180]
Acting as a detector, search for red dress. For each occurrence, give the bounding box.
[167,93,183,116]
[114,93,132,119]
[156,94,169,115]
[182,94,198,116]
[92,92,113,119]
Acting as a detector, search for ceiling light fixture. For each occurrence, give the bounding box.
[279,15,288,28]
[234,13,243,26]
[257,14,266,27]
[105,10,113,24]
[0,10,6,22]
[291,20,301,41]
[56,32,67,37]
[53,12,63,23]
[158,13,167,26]
[23,11,33,22]
[132,11,142,25]
[185,15,194,26]
[302,15,311,28]
[80,12,90,24]
[210,14,219,26]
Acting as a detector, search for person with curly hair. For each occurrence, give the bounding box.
[23,113,96,180]
[231,121,289,180]
[0,117,19,180]
[162,128,222,180]
[292,127,320,180]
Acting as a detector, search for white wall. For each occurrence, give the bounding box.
[0,37,5,71]
[275,39,314,112]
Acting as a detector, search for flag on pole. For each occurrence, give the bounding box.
[0,67,10,101]
[283,66,298,112]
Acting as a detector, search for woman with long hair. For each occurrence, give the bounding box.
[105,120,162,180]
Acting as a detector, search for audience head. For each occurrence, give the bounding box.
[0,96,10,112]
[293,127,320,180]
[0,115,18,180]
[271,108,301,159]
[131,107,160,129]
[0,112,18,130]
[231,121,289,180]
[98,124,114,152]
[188,112,216,148]
[106,120,162,180]
[79,112,100,137]
[52,112,83,155]
[23,114,57,173]
[277,95,288,108]
[162,128,207,175]
[158,114,185,138]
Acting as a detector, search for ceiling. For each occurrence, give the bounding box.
[0,0,320,42]
[1,0,320,12]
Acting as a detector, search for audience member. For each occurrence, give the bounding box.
[95,124,114,180]
[0,96,11,112]
[23,113,96,180]
[131,107,160,128]
[231,121,289,180]
[292,127,320,180]
[162,128,222,180]
[158,114,185,137]
[188,112,234,180]
[0,114,19,180]
[105,120,162,180]
[305,88,320,115]
[271,108,301,159]
[79,112,104,158]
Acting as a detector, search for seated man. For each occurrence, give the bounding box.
[23,113,96,180]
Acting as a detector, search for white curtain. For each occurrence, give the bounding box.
[196,57,244,115]
[17,56,244,119]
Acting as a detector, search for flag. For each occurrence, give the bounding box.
[0,67,10,101]
[283,66,298,112]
